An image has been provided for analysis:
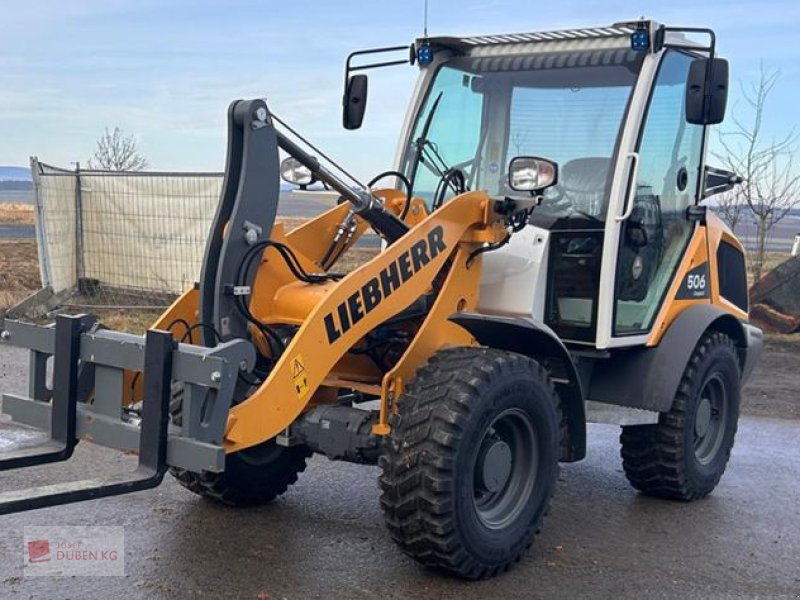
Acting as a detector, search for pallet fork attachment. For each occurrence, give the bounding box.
[0,314,254,515]
[0,315,174,514]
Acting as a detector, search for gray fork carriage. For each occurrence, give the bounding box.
[0,314,254,514]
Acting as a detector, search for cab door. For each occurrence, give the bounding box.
[611,50,705,339]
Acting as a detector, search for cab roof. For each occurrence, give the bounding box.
[421,22,640,53]
[415,20,708,58]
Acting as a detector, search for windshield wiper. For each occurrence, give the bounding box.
[408,92,447,191]
[416,92,443,155]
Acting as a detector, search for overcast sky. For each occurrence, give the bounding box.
[0,0,798,179]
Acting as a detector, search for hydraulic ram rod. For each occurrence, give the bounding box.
[275,131,409,243]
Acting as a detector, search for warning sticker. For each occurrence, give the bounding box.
[291,354,309,399]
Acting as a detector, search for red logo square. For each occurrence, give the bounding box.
[27,540,51,563]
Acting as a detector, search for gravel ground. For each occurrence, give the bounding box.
[741,337,800,420]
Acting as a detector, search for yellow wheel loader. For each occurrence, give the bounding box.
[0,19,763,579]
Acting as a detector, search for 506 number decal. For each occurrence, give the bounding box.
[676,263,710,300]
[686,273,707,291]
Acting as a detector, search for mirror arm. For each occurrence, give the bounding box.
[656,26,716,56]
[344,45,415,91]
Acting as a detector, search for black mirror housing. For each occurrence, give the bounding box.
[686,57,729,125]
[702,165,743,199]
[343,74,369,130]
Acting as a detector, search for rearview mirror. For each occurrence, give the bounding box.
[343,74,368,130]
[686,58,729,125]
[508,156,558,193]
[280,157,315,188]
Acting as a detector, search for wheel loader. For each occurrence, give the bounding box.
[0,19,763,579]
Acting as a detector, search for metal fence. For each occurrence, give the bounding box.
[32,158,223,309]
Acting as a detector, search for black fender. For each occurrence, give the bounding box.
[449,312,586,462]
[588,304,763,412]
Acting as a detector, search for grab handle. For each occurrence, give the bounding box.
[616,152,639,222]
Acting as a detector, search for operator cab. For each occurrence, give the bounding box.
[394,21,729,349]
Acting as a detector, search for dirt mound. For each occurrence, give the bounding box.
[749,254,800,333]
[750,303,799,334]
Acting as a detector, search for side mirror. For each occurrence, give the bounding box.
[280,157,315,188]
[343,74,368,130]
[508,156,559,193]
[686,57,729,125]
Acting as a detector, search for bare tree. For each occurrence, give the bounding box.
[89,127,148,171]
[712,189,747,231]
[510,130,528,156]
[715,64,800,281]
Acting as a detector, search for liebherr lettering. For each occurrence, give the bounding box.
[324,226,446,343]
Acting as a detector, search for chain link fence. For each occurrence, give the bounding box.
[31,158,223,311]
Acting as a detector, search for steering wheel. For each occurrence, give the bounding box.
[537,183,572,215]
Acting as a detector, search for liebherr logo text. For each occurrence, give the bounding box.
[324,226,447,344]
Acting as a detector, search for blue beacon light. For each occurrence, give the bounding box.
[417,43,434,66]
[630,29,650,52]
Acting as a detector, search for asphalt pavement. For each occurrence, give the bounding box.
[0,225,34,240]
[0,344,798,599]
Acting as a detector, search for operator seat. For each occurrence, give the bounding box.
[555,157,611,217]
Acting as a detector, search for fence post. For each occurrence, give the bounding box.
[29,156,52,289]
[792,234,800,257]
[74,162,86,291]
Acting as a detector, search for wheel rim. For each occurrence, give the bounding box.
[472,408,538,530]
[694,373,728,464]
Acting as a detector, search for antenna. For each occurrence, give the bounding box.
[423,0,429,37]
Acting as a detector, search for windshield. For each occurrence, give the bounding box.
[403,49,643,222]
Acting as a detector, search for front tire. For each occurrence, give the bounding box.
[379,347,562,579]
[169,386,311,507]
[620,331,741,501]
[170,441,311,507]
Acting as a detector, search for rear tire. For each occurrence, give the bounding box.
[620,331,741,501]
[169,386,311,507]
[379,347,562,579]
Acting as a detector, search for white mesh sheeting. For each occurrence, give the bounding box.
[36,164,78,294]
[79,174,220,294]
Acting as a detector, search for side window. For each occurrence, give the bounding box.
[614,51,705,335]
[635,52,704,210]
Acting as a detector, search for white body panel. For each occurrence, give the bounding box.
[477,225,550,319]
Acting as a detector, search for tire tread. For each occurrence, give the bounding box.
[620,331,740,501]
[379,347,564,579]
